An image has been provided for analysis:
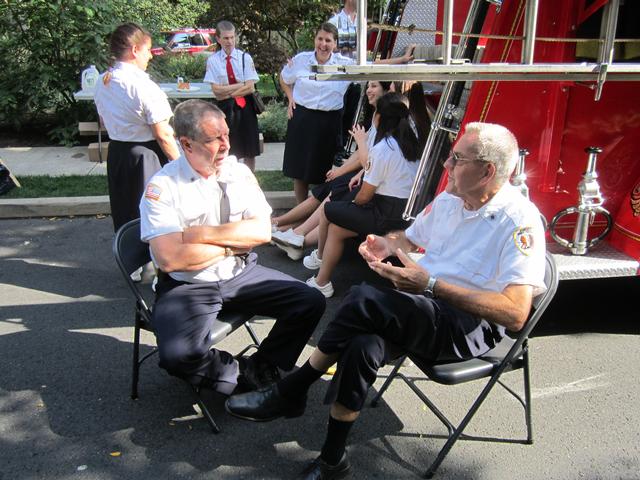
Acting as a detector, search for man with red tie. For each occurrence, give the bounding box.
[205,21,261,171]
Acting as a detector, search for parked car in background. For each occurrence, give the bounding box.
[151,28,217,56]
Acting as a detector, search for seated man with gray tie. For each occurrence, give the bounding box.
[139,99,326,396]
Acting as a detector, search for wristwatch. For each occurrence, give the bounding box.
[224,247,234,257]
[424,276,438,297]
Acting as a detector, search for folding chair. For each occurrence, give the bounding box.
[113,218,261,433]
[370,252,559,478]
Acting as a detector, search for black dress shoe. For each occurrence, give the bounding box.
[300,453,351,480]
[225,383,306,422]
[236,356,281,394]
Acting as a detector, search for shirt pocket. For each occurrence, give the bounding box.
[455,246,497,283]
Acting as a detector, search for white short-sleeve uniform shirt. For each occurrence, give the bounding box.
[139,155,272,283]
[93,61,173,142]
[328,9,357,29]
[365,124,377,149]
[406,183,547,296]
[204,48,259,86]
[280,51,355,111]
[363,136,418,198]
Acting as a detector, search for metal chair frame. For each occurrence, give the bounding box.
[113,218,261,433]
[370,252,559,478]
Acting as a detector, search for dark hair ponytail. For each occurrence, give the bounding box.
[374,92,420,162]
[109,23,151,64]
[406,82,430,152]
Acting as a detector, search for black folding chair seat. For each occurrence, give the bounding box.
[419,336,523,385]
[370,252,559,478]
[113,218,260,433]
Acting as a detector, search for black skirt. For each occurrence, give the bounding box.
[324,193,411,237]
[311,170,360,202]
[217,96,260,159]
[107,140,167,232]
[283,105,342,184]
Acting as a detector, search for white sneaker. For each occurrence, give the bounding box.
[274,242,304,261]
[303,249,323,270]
[130,267,142,283]
[306,276,334,298]
[272,228,304,248]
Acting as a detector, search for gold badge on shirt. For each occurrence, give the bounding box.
[145,183,162,201]
[365,159,372,173]
[513,226,534,255]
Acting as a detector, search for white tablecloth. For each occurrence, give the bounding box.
[73,82,214,101]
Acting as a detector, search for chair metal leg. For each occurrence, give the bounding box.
[424,372,507,478]
[370,355,407,407]
[190,385,220,434]
[237,322,261,357]
[522,348,533,444]
[244,322,261,346]
[131,313,142,399]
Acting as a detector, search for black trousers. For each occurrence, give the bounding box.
[152,253,326,394]
[217,97,260,159]
[107,140,167,232]
[317,283,504,412]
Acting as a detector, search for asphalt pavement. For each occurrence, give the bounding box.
[1,217,639,479]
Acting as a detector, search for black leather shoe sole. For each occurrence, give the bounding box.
[224,397,305,422]
[300,453,351,480]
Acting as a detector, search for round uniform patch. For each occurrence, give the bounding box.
[513,226,534,255]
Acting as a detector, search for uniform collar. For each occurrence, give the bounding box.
[179,154,239,182]
[221,48,241,60]
[309,50,338,66]
[114,61,149,80]
[475,183,515,220]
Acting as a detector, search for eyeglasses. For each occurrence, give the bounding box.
[442,150,489,168]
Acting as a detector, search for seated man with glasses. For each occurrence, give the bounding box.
[225,122,547,480]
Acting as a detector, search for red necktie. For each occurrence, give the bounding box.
[226,55,246,108]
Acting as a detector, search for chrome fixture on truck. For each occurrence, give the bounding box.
[549,147,613,255]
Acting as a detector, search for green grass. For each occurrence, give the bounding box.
[1,171,292,198]
[2,175,109,198]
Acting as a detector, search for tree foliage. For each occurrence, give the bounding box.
[0,0,211,144]
[0,0,342,144]
[0,1,117,142]
[201,0,340,76]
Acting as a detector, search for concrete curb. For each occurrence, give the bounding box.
[0,191,296,219]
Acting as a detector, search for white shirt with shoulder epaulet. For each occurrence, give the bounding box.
[204,48,259,86]
[406,183,547,296]
[280,51,355,111]
[363,136,418,198]
[139,155,272,283]
[93,61,173,142]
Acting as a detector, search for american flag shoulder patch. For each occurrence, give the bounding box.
[145,183,162,201]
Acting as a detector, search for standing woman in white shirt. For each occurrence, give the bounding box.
[204,21,260,172]
[94,23,180,233]
[304,92,421,297]
[280,22,355,204]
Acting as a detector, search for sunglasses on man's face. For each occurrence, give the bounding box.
[442,150,489,168]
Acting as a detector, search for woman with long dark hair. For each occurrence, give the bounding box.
[271,81,398,259]
[304,92,420,297]
[94,23,179,236]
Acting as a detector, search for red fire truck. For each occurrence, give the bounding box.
[319,0,640,281]
[151,28,217,56]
